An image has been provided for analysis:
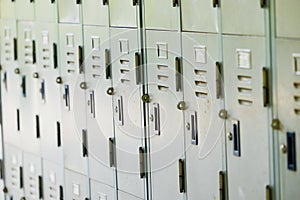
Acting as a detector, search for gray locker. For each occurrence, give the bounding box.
[16,0,35,20]
[182,32,224,199]
[0,0,15,19]
[4,145,24,200]
[275,0,300,39]
[58,0,81,23]
[181,0,218,33]
[35,0,58,22]
[42,160,64,200]
[146,30,185,200]
[276,39,300,199]
[109,0,139,27]
[90,179,115,200]
[221,0,265,36]
[83,25,116,188]
[82,0,109,26]
[144,0,180,30]
[110,28,145,199]
[65,169,89,200]
[35,22,63,164]
[223,35,271,199]
[23,152,43,199]
[59,24,87,174]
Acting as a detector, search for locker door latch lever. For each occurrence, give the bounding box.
[175,57,182,92]
[219,171,225,200]
[109,138,115,167]
[139,147,146,178]
[105,49,112,79]
[135,52,142,85]
[178,159,185,193]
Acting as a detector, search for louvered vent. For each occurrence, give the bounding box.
[120,59,130,84]
[157,64,169,91]
[28,174,37,198]
[294,82,300,115]
[66,50,76,74]
[42,48,50,68]
[90,54,101,79]
[237,74,253,106]
[48,185,57,199]
[194,69,208,98]
[4,40,12,61]
[24,43,33,65]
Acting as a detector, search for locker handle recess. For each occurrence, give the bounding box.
[53,43,58,69]
[78,46,84,74]
[262,67,270,107]
[233,120,241,157]
[40,80,45,101]
[21,75,26,97]
[109,138,115,167]
[82,129,88,157]
[117,96,124,126]
[175,57,182,92]
[191,112,198,145]
[13,38,18,60]
[139,147,146,178]
[105,49,112,79]
[173,0,179,7]
[89,90,95,118]
[59,185,64,200]
[213,0,219,8]
[219,171,225,200]
[153,103,160,135]
[135,52,141,85]
[64,85,70,110]
[178,159,185,193]
[32,40,36,64]
[0,159,3,179]
[287,132,296,171]
[216,62,222,99]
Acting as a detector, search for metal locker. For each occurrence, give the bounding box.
[65,169,89,200]
[181,0,218,33]
[16,0,35,20]
[42,160,64,200]
[276,39,300,199]
[221,0,265,36]
[144,0,180,30]
[0,0,15,19]
[23,152,43,200]
[146,30,185,200]
[82,0,109,26]
[3,144,24,200]
[223,35,271,199]
[59,24,88,175]
[90,179,115,200]
[83,25,116,188]
[35,0,58,22]
[58,0,81,23]
[182,32,224,200]
[35,22,63,164]
[110,28,145,199]
[109,0,139,28]
[275,0,300,39]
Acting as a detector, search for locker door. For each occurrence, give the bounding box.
[0,0,15,19]
[35,0,58,22]
[109,0,138,27]
[146,30,184,200]
[276,39,300,199]
[110,28,145,199]
[182,32,224,200]
[59,24,87,174]
[35,22,63,164]
[65,169,89,200]
[82,0,109,26]
[90,179,115,200]
[16,0,35,20]
[83,25,116,188]
[181,0,218,33]
[221,0,265,36]
[223,36,271,199]
[0,127,4,200]
[58,0,81,23]
[275,0,300,39]
[23,152,43,200]
[4,145,24,200]
[42,160,64,200]
[144,0,180,30]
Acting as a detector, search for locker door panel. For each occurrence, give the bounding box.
[58,0,81,23]
[83,25,115,187]
[109,0,138,27]
[82,0,109,26]
[276,39,300,199]
[146,30,184,200]
[182,32,224,199]
[35,0,58,22]
[275,0,300,39]
[181,0,218,33]
[59,24,87,174]
[16,0,35,20]
[221,0,265,36]
[223,36,270,199]
[65,169,89,200]
[90,179,115,200]
[110,28,145,199]
[0,0,15,19]
[144,0,179,30]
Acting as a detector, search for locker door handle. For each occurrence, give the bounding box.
[32,40,36,64]
[135,52,141,85]
[260,0,267,8]
[53,43,58,69]
[175,57,182,92]
[153,103,160,135]
[233,120,241,157]
[262,67,270,107]
[216,62,222,99]
[88,90,95,118]
[191,112,198,145]
[105,49,112,79]
[139,147,146,178]
[109,138,115,167]
[287,132,296,171]
[132,0,138,6]
[219,171,225,200]
[78,46,84,74]
[117,96,124,125]
[103,0,108,5]
[213,0,219,8]
[64,85,70,110]
[82,129,88,157]
[13,38,18,60]
[178,159,185,193]
[172,0,179,7]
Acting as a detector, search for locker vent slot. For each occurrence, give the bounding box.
[49,184,58,200]
[42,47,51,68]
[293,83,300,115]
[24,42,33,65]
[90,49,102,79]
[28,174,36,197]
[10,162,18,187]
[294,82,300,89]
[120,60,130,83]
[4,40,12,61]
[66,51,76,74]
[194,69,208,98]
[157,64,169,91]
[237,74,253,106]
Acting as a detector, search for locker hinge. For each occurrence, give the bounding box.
[132,0,139,6]
[175,57,183,92]
[38,176,43,199]
[260,0,267,8]
[178,159,185,193]
[78,46,84,73]
[105,49,112,79]
[216,62,223,99]
[19,166,24,189]
[103,0,108,5]
[262,67,270,107]
[219,171,225,200]
[271,119,280,130]
[82,129,88,157]
[266,185,272,200]
[139,147,146,178]
[13,38,18,60]
[173,0,179,7]
[109,138,116,167]
[213,0,219,8]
